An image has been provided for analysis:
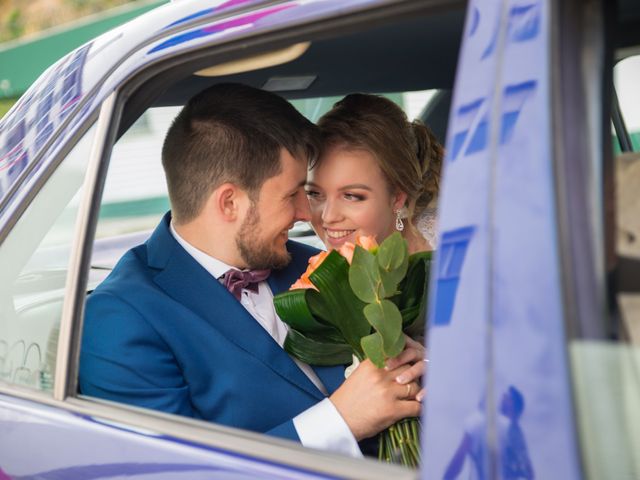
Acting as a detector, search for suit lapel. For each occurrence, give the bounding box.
[312,365,345,395]
[147,215,325,400]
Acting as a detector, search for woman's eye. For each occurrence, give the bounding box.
[344,193,365,201]
[305,190,321,199]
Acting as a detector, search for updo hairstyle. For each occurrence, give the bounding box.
[316,93,443,225]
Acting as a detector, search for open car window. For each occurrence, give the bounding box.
[67,3,462,477]
[94,90,440,261]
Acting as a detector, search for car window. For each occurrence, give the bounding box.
[614,55,640,152]
[613,54,640,341]
[0,123,97,392]
[72,4,459,473]
[94,90,438,258]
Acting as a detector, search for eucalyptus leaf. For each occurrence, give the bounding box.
[361,332,385,368]
[284,329,353,366]
[353,244,377,270]
[349,245,383,302]
[379,265,403,298]
[387,332,407,360]
[377,232,408,271]
[364,300,404,358]
[349,264,381,303]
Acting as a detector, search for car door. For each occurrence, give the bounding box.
[424,0,640,479]
[424,1,581,478]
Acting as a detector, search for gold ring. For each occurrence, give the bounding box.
[405,383,412,398]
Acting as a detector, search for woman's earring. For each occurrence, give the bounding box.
[395,209,404,231]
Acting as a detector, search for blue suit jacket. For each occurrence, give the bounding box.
[79,213,344,441]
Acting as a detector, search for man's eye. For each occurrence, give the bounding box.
[305,190,321,199]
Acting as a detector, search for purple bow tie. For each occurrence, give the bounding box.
[222,268,271,300]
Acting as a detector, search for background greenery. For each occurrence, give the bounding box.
[0,0,141,42]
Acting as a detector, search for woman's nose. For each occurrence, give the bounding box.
[321,198,341,223]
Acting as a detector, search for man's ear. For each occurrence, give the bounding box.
[208,183,244,222]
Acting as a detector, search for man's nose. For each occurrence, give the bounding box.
[295,191,312,222]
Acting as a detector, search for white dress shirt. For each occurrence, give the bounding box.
[170,223,362,457]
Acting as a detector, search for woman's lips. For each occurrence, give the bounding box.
[323,228,355,247]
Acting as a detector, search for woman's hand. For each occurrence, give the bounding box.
[384,335,428,402]
[329,359,421,441]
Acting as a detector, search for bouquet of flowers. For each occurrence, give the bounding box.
[274,232,431,467]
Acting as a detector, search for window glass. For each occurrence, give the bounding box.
[95,90,438,254]
[0,123,97,392]
[614,55,640,152]
[612,54,640,344]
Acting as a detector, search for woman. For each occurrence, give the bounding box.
[306,93,443,255]
[306,93,444,398]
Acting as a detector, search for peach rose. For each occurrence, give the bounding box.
[356,235,378,251]
[290,251,329,290]
[337,235,379,264]
[308,251,329,270]
[337,242,356,264]
[290,276,317,290]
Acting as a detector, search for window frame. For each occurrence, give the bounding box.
[550,0,611,341]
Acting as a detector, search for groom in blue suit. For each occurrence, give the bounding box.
[79,83,421,456]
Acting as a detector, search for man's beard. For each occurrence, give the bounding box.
[236,204,291,270]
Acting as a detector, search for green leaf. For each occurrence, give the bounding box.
[364,299,404,358]
[274,289,333,334]
[397,252,431,338]
[379,263,404,299]
[308,250,371,357]
[400,304,421,328]
[275,245,431,369]
[377,232,408,271]
[386,329,406,358]
[361,332,385,368]
[398,252,430,305]
[349,245,383,302]
[377,233,409,297]
[284,329,353,366]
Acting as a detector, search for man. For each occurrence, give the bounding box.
[79,83,421,456]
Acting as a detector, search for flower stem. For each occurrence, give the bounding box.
[378,417,421,468]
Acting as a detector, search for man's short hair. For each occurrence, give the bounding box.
[162,83,320,223]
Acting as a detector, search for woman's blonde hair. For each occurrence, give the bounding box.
[316,93,443,224]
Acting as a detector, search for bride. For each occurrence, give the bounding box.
[306,93,442,255]
[305,92,444,399]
